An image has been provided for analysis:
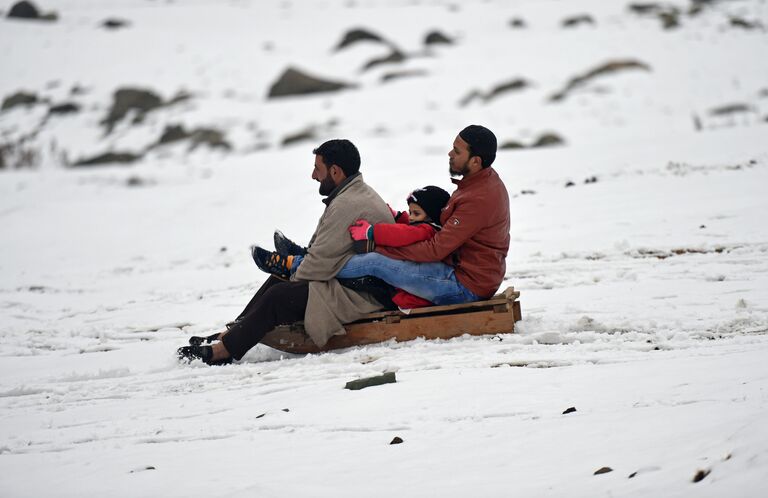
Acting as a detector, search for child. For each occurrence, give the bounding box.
[252,185,450,309]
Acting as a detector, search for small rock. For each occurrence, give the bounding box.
[562,406,577,414]
[628,471,637,478]
[381,70,427,83]
[520,189,536,195]
[424,30,453,45]
[102,88,164,133]
[48,102,80,115]
[390,436,403,445]
[628,3,662,15]
[282,128,316,147]
[509,18,526,28]
[361,49,406,72]
[282,408,290,412]
[532,133,565,148]
[565,181,575,188]
[659,10,680,29]
[125,176,144,187]
[7,1,39,19]
[345,372,396,390]
[594,467,613,475]
[102,18,130,30]
[1,91,38,111]
[189,128,231,151]
[335,28,387,51]
[699,225,706,229]
[268,67,353,98]
[499,140,525,150]
[692,468,710,483]
[562,14,595,28]
[730,17,761,30]
[584,176,598,184]
[157,124,190,145]
[73,151,140,167]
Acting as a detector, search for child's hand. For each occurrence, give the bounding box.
[348,219,374,241]
[386,203,409,224]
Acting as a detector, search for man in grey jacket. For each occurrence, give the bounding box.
[178,139,393,365]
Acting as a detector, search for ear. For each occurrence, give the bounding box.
[469,155,483,169]
[330,164,347,181]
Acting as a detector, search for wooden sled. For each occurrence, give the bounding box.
[261,287,522,354]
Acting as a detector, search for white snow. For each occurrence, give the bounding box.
[1,0,768,496]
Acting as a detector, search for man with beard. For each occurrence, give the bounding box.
[178,139,394,365]
[339,125,510,306]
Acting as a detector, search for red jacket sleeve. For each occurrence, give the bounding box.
[376,195,483,262]
[372,223,436,247]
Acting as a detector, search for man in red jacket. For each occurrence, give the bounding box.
[344,125,510,304]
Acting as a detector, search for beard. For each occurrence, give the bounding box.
[449,158,471,178]
[318,175,336,196]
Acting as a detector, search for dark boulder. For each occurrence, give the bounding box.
[73,151,141,167]
[157,124,190,145]
[102,88,163,133]
[7,1,39,19]
[381,69,427,83]
[361,49,406,72]
[1,91,38,111]
[189,128,231,151]
[7,1,56,21]
[424,30,453,45]
[281,128,316,147]
[268,67,353,98]
[509,18,527,28]
[335,28,387,51]
[155,124,231,151]
[48,102,80,115]
[532,133,565,148]
[499,140,525,150]
[562,14,595,28]
[102,18,130,30]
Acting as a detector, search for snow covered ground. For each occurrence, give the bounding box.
[1,0,767,496]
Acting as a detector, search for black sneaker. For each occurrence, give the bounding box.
[252,245,292,280]
[177,345,232,366]
[274,230,307,256]
[188,332,222,346]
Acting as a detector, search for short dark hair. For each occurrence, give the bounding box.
[459,125,497,168]
[312,139,361,177]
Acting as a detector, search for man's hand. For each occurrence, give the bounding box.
[348,219,374,241]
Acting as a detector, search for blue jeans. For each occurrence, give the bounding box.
[335,252,480,305]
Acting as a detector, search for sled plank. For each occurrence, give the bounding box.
[260,286,521,354]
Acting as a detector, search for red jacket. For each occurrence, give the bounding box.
[372,220,438,309]
[377,167,510,298]
[373,221,437,246]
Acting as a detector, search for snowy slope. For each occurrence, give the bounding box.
[1,0,768,496]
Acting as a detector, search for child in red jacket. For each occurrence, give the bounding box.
[253,186,450,309]
[347,186,451,308]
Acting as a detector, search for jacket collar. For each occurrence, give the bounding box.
[322,172,362,206]
[451,166,493,189]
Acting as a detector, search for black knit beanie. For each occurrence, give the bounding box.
[459,125,497,168]
[407,186,451,225]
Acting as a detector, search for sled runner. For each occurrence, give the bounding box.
[261,287,522,354]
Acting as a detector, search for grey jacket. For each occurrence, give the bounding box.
[292,173,393,346]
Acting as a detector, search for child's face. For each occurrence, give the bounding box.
[408,203,428,222]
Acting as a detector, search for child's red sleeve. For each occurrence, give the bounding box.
[372,223,436,247]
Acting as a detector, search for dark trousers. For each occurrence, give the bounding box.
[222,276,309,360]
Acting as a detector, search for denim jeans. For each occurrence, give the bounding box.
[334,252,480,305]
